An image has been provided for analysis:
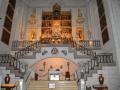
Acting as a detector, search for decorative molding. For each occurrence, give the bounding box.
[61,50,67,56]
[51,48,59,54]
[42,49,48,55]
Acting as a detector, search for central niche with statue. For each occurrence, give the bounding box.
[40,3,72,44]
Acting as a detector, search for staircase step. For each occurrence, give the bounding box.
[17,72,25,78]
[28,88,77,89]
[100,63,115,66]
[0,63,8,66]
[27,80,78,90]
[94,66,102,70]
[0,63,24,78]
[6,66,15,70]
[10,69,19,74]
[0,67,6,70]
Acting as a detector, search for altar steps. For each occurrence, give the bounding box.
[27,80,78,90]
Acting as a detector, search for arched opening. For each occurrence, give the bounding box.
[31,57,79,81]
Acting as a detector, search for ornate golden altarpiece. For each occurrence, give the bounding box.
[40,3,72,44]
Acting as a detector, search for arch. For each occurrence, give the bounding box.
[30,57,79,80]
[30,57,78,68]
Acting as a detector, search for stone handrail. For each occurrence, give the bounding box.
[12,40,38,51]
[82,53,113,79]
[23,71,31,90]
[0,41,41,78]
[14,41,41,59]
[73,43,113,80]
[76,45,97,58]
[79,40,101,48]
[0,54,28,77]
[12,40,101,50]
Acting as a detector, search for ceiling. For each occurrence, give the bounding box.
[22,0,88,8]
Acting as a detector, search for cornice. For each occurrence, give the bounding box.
[20,0,87,8]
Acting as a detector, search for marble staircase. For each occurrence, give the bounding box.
[0,55,27,79]
[0,40,119,90]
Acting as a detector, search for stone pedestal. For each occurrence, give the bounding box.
[93,85,108,90]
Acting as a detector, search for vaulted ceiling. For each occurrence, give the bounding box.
[22,0,89,8]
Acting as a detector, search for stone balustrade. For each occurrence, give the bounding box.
[11,40,101,51]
